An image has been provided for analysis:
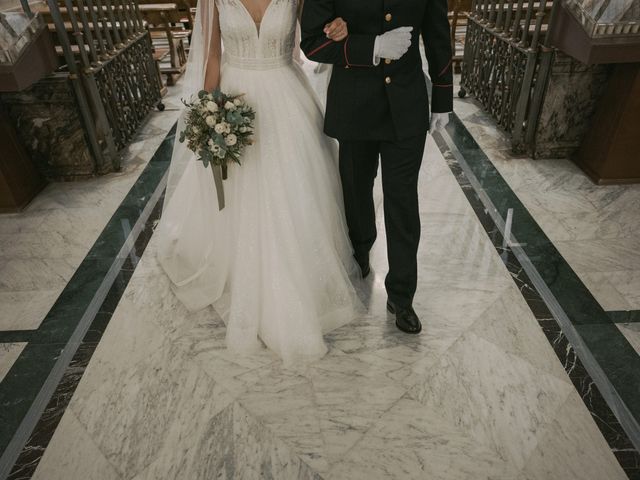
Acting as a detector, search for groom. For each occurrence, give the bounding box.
[301,0,453,334]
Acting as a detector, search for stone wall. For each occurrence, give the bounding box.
[531,51,611,159]
[0,73,98,180]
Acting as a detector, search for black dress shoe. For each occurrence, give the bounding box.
[359,262,371,279]
[387,301,422,334]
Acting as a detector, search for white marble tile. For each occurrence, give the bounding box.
[602,270,640,310]
[232,364,330,473]
[133,400,320,480]
[554,238,640,273]
[0,342,26,382]
[230,402,321,480]
[617,322,640,355]
[419,238,510,294]
[582,181,640,214]
[548,209,640,242]
[328,396,518,480]
[520,390,627,480]
[69,334,236,478]
[32,409,121,480]
[468,287,571,382]
[0,231,92,260]
[306,354,407,467]
[419,177,470,217]
[0,257,82,291]
[480,148,543,187]
[29,183,119,212]
[578,272,633,312]
[230,353,406,474]
[129,403,236,480]
[0,210,49,234]
[408,332,574,470]
[0,290,60,330]
[523,211,576,243]
[35,207,110,237]
[514,185,597,217]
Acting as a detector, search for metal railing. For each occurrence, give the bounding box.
[460,0,560,153]
[45,0,163,173]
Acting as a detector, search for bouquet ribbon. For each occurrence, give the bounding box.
[211,165,226,211]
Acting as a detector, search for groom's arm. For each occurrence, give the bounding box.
[300,0,376,67]
[422,0,454,113]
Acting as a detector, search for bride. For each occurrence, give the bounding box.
[157,0,362,363]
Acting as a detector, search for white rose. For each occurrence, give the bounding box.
[233,98,242,106]
[224,123,231,134]
[225,134,237,146]
[224,101,236,110]
[214,123,226,134]
[205,116,216,127]
[206,101,218,112]
[207,93,214,100]
[212,144,221,154]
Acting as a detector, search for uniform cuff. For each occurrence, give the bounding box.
[431,84,454,113]
[344,34,377,67]
[373,36,381,66]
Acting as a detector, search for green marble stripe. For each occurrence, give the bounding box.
[0,126,176,455]
[608,311,640,324]
[0,331,35,344]
[445,113,640,428]
[0,343,65,454]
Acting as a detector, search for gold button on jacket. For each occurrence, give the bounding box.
[385,13,392,22]
[385,76,392,84]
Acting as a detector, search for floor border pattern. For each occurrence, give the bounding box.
[434,120,640,478]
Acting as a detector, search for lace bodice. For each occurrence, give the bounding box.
[217,0,297,68]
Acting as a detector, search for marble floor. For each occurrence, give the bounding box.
[1,63,639,478]
[27,134,627,479]
[0,87,184,475]
[0,90,183,336]
[451,79,640,356]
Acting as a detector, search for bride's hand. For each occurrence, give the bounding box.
[323,17,348,42]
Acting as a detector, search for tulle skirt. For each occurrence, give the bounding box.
[157,60,361,363]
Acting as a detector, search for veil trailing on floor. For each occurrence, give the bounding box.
[156,0,230,311]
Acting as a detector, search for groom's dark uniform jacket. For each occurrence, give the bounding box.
[301,0,453,308]
[300,0,453,141]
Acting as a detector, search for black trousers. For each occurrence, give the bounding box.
[339,133,427,307]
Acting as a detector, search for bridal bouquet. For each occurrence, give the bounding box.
[179,89,255,210]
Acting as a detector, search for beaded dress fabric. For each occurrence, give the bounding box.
[157,0,361,363]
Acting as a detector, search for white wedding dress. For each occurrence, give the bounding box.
[157,0,361,363]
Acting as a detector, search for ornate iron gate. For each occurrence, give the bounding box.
[46,0,163,173]
[460,0,560,153]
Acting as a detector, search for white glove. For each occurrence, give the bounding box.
[429,112,451,132]
[374,26,413,63]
